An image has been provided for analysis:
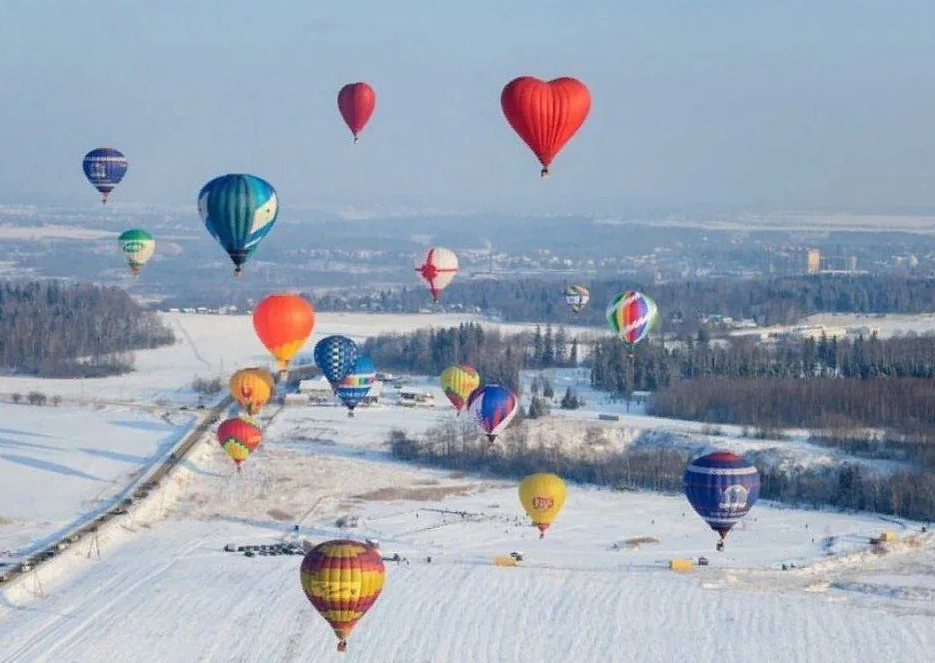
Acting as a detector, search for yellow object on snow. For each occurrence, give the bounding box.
[669,559,693,572]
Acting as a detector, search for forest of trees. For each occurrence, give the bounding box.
[388,421,935,521]
[362,322,577,393]
[319,273,935,330]
[0,280,175,377]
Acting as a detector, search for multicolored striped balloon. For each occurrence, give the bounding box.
[563,284,590,313]
[440,364,481,414]
[335,356,376,415]
[684,451,760,546]
[606,290,657,347]
[467,384,518,443]
[216,416,262,469]
[300,539,385,652]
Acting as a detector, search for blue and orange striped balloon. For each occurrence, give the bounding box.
[606,290,657,347]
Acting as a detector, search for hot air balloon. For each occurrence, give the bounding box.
[518,473,567,539]
[83,148,128,204]
[415,247,458,302]
[300,539,385,652]
[217,416,262,470]
[684,451,761,551]
[501,77,591,177]
[253,293,315,372]
[606,291,658,348]
[563,284,590,314]
[117,229,155,275]
[335,356,376,416]
[229,367,274,415]
[314,336,359,386]
[440,365,480,415]
[467,384,518,444]
[338,82,376,143]
[197,173,279,276]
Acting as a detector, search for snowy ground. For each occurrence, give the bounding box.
[0,403,195,561]
[1,402,932,663]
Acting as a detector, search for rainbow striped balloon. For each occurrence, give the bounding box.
[606,290,657,347]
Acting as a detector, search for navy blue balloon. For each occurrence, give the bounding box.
[313,335,359,385]
[83,148,128,204]
[684,451,760,540]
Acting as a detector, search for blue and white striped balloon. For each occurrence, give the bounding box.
[684,450,760,544]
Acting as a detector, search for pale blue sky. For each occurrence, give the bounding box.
[1,0,933,213]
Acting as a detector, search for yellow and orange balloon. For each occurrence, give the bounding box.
[253,293,315,371]
[229,367,274,415]
[518,473,567,538]
[300,539,385,652]
[440,364,480,414]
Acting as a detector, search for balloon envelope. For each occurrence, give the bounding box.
[335,356,376,412]
[440,365,480,413]
[606,291,658,347]
[229,368,274,415]
[314,335,359,385]
[467,384,518,442]
[500,77,591,176]
[117,229,155,275]
[300,539,385,651]
[563,284,590,313]
[216,417,262,466]
[253,293,315,370]
[338,82,376,141]
[197,174,279,275]
[519,473,567,537]
[684,451,760,539]
[83,148,128,203]
[415,247,458,302]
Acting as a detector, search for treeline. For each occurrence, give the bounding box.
[591,332,935,395]
[318,274,935,329]
[0,281,175,377]
[362,323,577,393]
[388,422,935,521]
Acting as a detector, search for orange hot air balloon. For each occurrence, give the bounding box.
[300,539,385,652]
[501,76,591,176]
[253,293,315,371]
[338,82,376,143]
[216,416,262,470]
[229,367,274,415]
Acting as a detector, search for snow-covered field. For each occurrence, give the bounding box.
[0,403,195,560]
[2,312,934,662]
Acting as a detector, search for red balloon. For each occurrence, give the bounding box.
[500,76,591,176]
[338,82,376,143]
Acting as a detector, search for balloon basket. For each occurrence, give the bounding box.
[337,640,348,653]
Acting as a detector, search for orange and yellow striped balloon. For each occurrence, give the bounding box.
[300,539,385,652]
[519,473,567,538]
[229,367,274,415]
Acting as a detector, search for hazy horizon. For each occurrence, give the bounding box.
[1,1,934,214]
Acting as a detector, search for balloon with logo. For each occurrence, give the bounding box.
[253,293,315,372]
[500,77,591,176]
[300,539,385,652]
[229,367,274,415]
[606,290,657,348]
[440,364,480,415]
[314,335,359,386]
[335,356,376,417]
[198,173,279,276]
[216,416,262,471]
[563,284,590,314]
[83,147,128,204]
[117,229,155,275]
[684,451,760,550]
[519,473,567,539]
[338,82,376,143]
[415,247,458,302]
[467,384,518,444]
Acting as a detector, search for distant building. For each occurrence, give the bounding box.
[806,248,821,274]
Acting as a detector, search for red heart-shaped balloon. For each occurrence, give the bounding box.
[500,76,591,176]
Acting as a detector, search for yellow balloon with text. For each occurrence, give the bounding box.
[518,473,566,538]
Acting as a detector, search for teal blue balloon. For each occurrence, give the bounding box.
[197,174,279,275]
